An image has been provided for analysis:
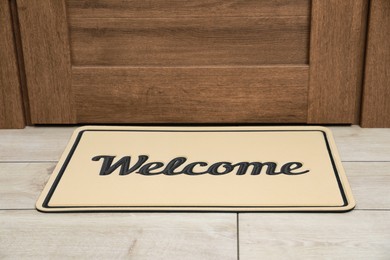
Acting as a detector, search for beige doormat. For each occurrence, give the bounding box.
[36,126,355,212]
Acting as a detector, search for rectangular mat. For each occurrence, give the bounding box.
[36,126,355,212]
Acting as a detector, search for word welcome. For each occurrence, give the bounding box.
[92,155,310,176]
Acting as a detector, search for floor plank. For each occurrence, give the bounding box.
[330,125,390,161]
[0,126,389,162]
[0,127,76,161]
[0,210,236,259]
[1,162,389,210]
[0,163,54,209]
[345,162,390,210]
[239,211,390,259]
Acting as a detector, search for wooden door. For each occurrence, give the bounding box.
[361,0,390,128]
[14,0,368,125]
[0,0,25,128]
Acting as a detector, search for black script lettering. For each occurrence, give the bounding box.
[232,162,279,175]
[182,162,208,175]
[92,155,148,176]
[138,162,164,175]
[92,155,310,176]
[281,162,309,175]
[160,157,187,175]
[208,162,233,175]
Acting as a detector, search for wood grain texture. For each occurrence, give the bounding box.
[0,127,76,162]
[69,17,309,66]
[346,162,390,210]
[239,211,390,259]
[72,66,308,123]
[1,162,389,210]
[361,0,390,128]
[0,0,25,129]
[308,0,368,124]
[0,210,236,259]
[17,0,76,124]
[329,126,390,162]
[66,0,310,18]
[0,163,54,209]
[9,0,31,126]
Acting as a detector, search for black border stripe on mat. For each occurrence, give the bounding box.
[42,130,348,209]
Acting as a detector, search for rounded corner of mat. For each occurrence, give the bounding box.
[35,200,49,213]
[342,197,356,212]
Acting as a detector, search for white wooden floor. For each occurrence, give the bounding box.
[0,126,389,259]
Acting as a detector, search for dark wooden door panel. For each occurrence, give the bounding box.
[66,0,310,18]
[0,0,25,128]
[361,0,390,128]
[72,66,308,123]
[17,0,76,124]
[70,17,309,66]
[308,0,368,124]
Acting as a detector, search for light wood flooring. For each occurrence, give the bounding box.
[0,126,389,259]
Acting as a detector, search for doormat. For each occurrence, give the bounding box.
[36,126,355,212]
